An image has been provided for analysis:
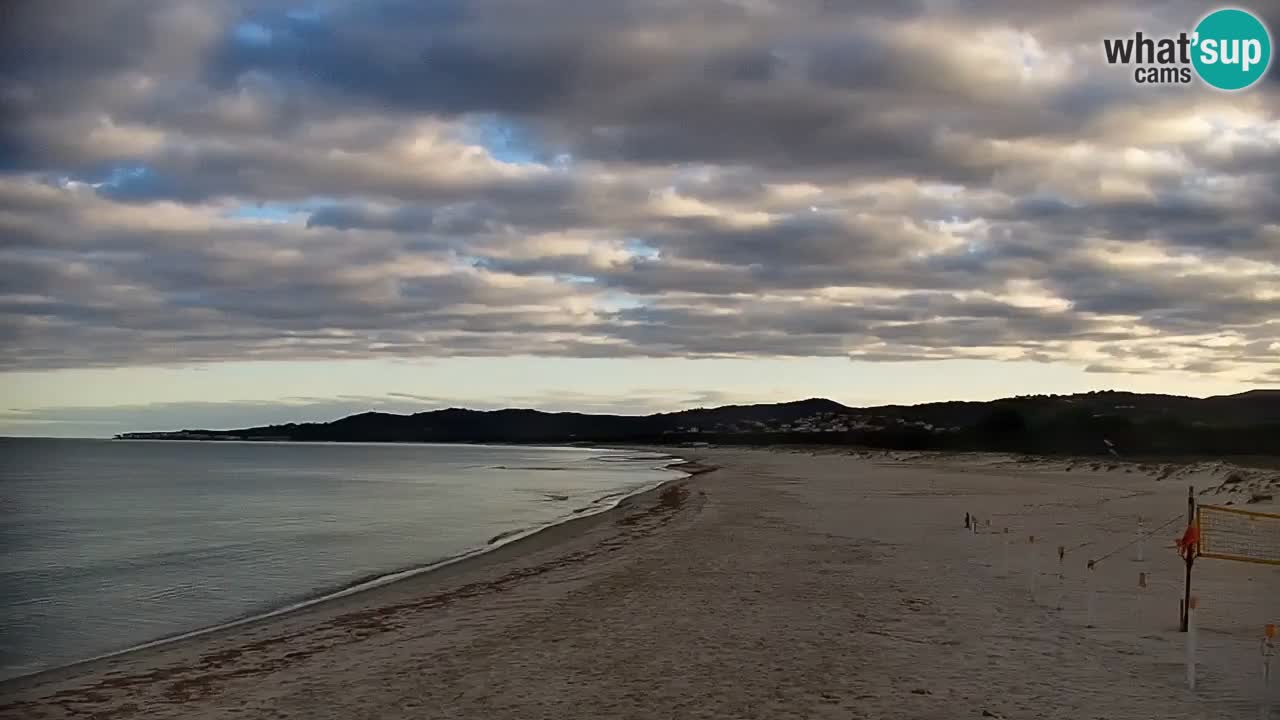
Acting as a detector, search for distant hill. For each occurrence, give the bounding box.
[117,390,1280,457]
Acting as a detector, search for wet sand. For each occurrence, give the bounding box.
[1,450,1275,719]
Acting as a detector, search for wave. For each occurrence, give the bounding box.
[491,465,595,472]
[587,453,679,463]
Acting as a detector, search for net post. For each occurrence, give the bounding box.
[1186,594,1198,691]
[1181,485,1195,633]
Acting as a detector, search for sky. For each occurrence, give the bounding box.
[2,0,1279,437]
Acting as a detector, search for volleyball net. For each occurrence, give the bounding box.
[1196,504,1280,566]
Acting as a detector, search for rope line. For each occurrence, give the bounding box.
[1061,539,1095,555]
[1090,513,1184,567]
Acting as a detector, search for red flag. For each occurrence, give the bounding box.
[1176,525,1199,560]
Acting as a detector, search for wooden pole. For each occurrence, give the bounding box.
[1181,485,1195,633]
[1186,595,1198,691]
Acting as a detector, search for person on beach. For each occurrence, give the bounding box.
[964,512,970,529]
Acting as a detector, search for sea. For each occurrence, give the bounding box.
[0,438,680,681]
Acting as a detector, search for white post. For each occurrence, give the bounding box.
[1186,596,1198,692]
[1056,546,1066,611]
[1136,516,1145,562]
[1263,625,1276,719]
[1086,562,1097,628]
[1027,536,1038,598]
[1001,529,1009,577]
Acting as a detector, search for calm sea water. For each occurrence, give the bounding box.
[0,438,677,680]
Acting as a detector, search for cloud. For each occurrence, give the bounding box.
[1,0,1278,385]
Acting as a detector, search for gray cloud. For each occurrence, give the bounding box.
[1,0,1279,384]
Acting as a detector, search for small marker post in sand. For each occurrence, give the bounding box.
[1186,595,1199,692]
[1135,516,1145,562]
[1027,535,1039,597]
[1138,571,1147,589]
[1001,528,1010,577]
[1056,545,1066,610]
[1086,559,1097,627]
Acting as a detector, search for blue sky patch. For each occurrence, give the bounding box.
[465,114,547,165]
[233,22,274,46]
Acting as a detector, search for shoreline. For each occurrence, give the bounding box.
[0,454,705,693]
[2,448,1272,719]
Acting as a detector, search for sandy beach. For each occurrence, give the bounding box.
[2,450,1276,719]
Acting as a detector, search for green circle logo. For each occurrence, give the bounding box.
[1192,8,1272,90]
